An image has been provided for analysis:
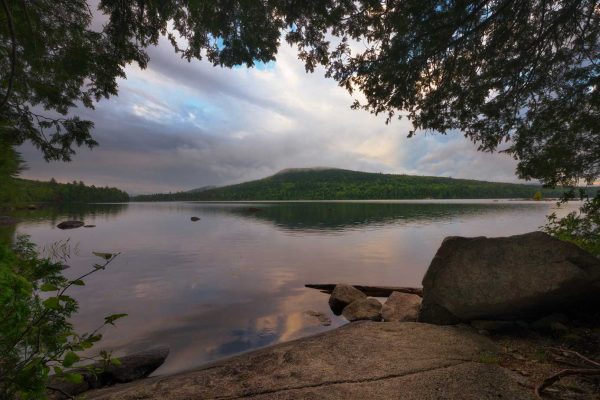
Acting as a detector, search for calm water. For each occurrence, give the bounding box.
[6,200,572,375]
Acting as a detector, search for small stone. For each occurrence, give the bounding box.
[550,322,569,335]
[190,217,200,221]
[381,292,421,322]
[342,298,382,322]
[530,313,569,332]
[328,284,367,315]
[471,320,521,333]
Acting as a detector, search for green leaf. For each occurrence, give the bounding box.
[110,357,122,366]
[62,351,80,368]
[40,282,59,292]
[53,366,63,375]
[104,313,128,325]
[43,297,60,310]
[92,252,114,260]
[63,372,83,384]
[71,279,85,286]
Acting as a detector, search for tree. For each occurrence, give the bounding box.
[1,1,598,188]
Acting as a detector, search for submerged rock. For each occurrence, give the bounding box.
[190,217,200,221]
[48,347,169,399]
[328,284,366,315]
[419,231,600,325]
[104,347,170,383]
[342,298,382,321]
[304,310,332,326]
[57,220,85,230]
[381,292,421,322]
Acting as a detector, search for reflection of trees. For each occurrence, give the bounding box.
[0,223,16,245]
[201,202,540,232]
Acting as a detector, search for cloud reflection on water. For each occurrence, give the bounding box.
[11,200,566,375]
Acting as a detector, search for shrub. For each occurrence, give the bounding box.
[544,193,600,257]
[0,236,125,399]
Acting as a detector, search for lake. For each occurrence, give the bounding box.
[6,200,574,375]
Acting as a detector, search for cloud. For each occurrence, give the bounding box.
[19,29,524,194]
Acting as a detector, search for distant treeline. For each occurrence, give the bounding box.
[133,169,588,201]
[5,178,129,204]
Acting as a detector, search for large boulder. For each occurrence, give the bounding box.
[419,231,600,325]
[381,292,421,322]
[328,284,366,315]
[342,298,382,321]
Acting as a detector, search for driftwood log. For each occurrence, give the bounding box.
[305,284,423,297]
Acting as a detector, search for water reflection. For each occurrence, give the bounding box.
[10,200,562,375]
[212,201,539,232]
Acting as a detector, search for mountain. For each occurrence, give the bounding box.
[133,168,577,201]
[185,185,217,194]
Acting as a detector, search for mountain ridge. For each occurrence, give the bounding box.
[133,168,580,201]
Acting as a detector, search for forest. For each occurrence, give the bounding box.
[134,169,578,201]
[1,178,129,205]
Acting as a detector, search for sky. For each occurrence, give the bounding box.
[19,23,524,195]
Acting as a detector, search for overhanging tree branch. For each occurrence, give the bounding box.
[0,0,16,110]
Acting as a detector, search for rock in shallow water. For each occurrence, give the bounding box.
[419,231,600,325]
[48,347,169,399]
[304,310,332,326]
[342,298,382,321]
[328,284,366,315]
[0,216,18,225]
[57,220,85,230]
[381,291,421,322]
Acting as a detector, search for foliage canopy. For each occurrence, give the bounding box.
[1,0,598,187]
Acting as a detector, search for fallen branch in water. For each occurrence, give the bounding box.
[305,284,423,297]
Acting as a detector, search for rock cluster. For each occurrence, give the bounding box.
[329,231,600,328]
[328,284,366,315]
[329,284,422,323]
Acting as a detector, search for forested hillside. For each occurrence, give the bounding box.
[3,178,129,204]
[134,168,576,201]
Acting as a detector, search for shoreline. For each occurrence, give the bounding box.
[85,322,534,400]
